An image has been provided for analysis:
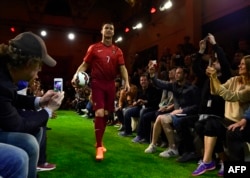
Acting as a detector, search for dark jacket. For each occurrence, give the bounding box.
[0,58,48,134]
[192,44,231,117]
[136,85,162,110]
[151,78,200,115]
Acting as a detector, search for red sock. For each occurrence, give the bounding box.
[101,115,108,137]
[95,116,105,147]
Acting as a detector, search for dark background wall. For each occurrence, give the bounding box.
[0,0,249,88]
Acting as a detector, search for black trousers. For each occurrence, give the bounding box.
[226,120,250,161]
[175,115,199,155]
[195,116,227,154]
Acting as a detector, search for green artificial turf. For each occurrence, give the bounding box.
[38,110,219,178]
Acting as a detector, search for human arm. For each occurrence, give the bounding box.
[148,61,172,90]
[170,108,183,115]
[76,61,89,74]
[209,75,250,102]
[35,90,64,118]
[207,66,222,95]
[120,65,130,91]
[208,33,231,81]
[71,62,89,88]
[192,52,207,80]
[229,106,250,131]
[227,119,247,131]
[0,99,49,134]
[159,104,174,112]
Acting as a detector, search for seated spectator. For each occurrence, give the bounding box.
[118,73,161,137]
[178,33,232,163]
[132,67,176,143]
[73,85,91,115]
[227,105,250,161]
[17,79,57,171]
[144,65,199,159]
[0,32,64,177]
[192,55,250,176]
[115,78,138,131]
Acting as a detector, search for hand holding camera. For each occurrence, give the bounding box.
[39,90,64,111]
[206,66,217,78]
[39,90,57,107]
[46,91,65,111]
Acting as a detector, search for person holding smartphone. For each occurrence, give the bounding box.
[192,44,250,177]
[71,22,130,161]
[0,32,64,177]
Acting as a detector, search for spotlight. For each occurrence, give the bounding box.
[159,0,172,11]
[10,27,15,32]
[150,7,156,14]
[125,27,130,33]
[40,30,47,37]
[68,33,75,40]
[115,36,123,43]
[132,22,143,30]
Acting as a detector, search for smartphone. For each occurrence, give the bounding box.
[54,78,63,92]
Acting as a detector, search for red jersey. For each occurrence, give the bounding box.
[83,42,125,81]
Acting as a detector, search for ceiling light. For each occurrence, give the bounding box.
[159,0,172,11]
[132,22,143,30]
[10,27,15,32]
[40,30,47,37]
[68,33,75,40]
[125,27,130,33]
[150,7,156,14]
[115,36,123,43]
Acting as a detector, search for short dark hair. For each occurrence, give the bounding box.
[140,72,150,80]
[101,22,114,28]
[176,66,189,75]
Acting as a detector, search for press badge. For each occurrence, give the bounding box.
[207,100,212,107]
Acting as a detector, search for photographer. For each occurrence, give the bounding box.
[0,32,64,177]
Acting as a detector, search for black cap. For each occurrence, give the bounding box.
[9,32,56,67]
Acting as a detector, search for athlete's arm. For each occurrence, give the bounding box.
[120,65,130,91]
[76,61,89,73]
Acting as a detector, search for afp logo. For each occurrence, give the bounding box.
[224,162,250,178]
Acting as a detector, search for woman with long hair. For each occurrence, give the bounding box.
[192,55,250,176]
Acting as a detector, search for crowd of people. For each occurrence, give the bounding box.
[1,21,250,177]
[113,33,250,177]
[71,29,250,177]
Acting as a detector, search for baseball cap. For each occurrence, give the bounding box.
[9,32,56,67]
